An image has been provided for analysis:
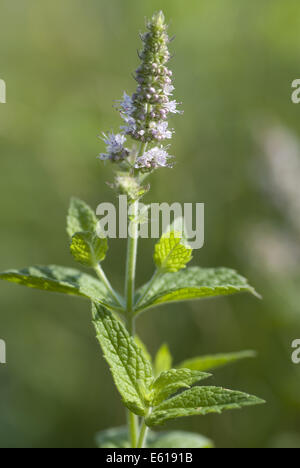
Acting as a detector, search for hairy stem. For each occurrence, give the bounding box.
[125,200,139,328]
[124,139,150,447]
[137,416,150,448]
[124,199,140,446]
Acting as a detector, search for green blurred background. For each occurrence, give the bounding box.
[1,0,300,448]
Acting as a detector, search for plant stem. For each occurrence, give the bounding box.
[128,411,138,448]
[124,199,140,446]
[125,200,139,330]
[137,416,150,448]
[95,263,123,308]
[125,141,150,447]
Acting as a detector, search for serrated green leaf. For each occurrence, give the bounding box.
[151,369,211,406]
[147,430,214,448]
[95,426,214,448]
[135,267,259,313]
[178,350,256,372]
[92,303,153,416]
[0,265,118,309]
[70,232,108,267]
[146,386,265,427]
[154,231,193,273]
[154,344,173,376]
[67,197,97,238]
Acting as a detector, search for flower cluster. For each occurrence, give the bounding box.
[99,11,181,171]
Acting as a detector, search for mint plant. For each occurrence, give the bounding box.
[0,11,264,449]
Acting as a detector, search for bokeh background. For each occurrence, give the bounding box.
[1,0,300,448]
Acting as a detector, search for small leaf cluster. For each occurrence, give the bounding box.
[0,198,259,316]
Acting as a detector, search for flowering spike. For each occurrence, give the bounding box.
[122,11,182,145]
[99,11,182,173]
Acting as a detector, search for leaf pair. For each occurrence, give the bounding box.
[0,197,260,318]
[0,263,259,315]
[93,303,264,426]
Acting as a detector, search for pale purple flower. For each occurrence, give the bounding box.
[121,116,137,135]
[150,121,173,140]
[99,132,129,161]
[103,132,126,152]
[163,84,175,96]
[117,92,137,135]
[164,100,182,114]
[135,147,172,170]
[118,92,135,115]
